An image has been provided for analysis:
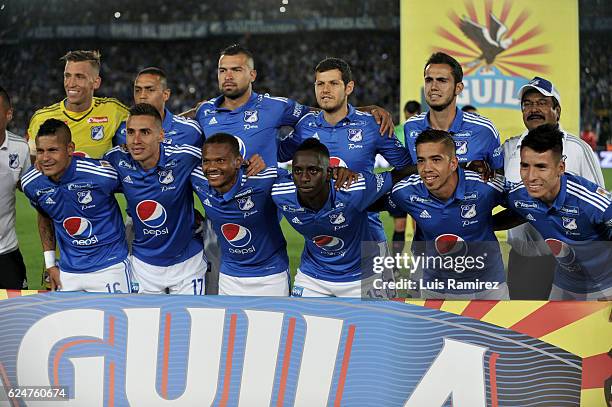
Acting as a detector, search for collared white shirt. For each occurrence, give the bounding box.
[0,130,30,254]
[503,127,605,256]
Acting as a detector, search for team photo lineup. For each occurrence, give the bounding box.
[1,4,611,302]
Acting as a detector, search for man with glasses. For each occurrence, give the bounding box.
[502,77,604,299]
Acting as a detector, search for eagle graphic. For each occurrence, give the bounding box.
[459,13,513,68]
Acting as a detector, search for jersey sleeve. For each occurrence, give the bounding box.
[26,115,41,155]
[402,122,418,164]
[485,130,504,170]
[486,174,507,207]
[112,121,127,146]
[579,147,605,186]
[277,128,302,162]
[276,97,308,127]
[351,172,393,212]
[375,123,413,168]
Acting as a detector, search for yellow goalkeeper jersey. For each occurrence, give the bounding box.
[27,97,128,158]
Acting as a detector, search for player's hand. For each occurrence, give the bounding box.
[370,106,395,137]
[332,167,359,190]
[177,101,203,119]
[34,158,43,172]
[244,154,266,176]
[466,160,493,181]
[47,266,61,291]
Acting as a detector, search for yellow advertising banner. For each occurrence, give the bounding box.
[400,0,580,140]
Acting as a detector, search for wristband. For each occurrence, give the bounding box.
[43,250,56,269]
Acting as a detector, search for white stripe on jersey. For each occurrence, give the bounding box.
[464,175,504,193]
[263,95,289,103]
[271,188,295,196]
[509,183,525,194]
[165,145,201,159]
[566,188,607,213]
[76,167,117,180]
[191,168,207,180]
[105,146,125,155]
[274,181,295,187]
[20,169,43,189]
[271,185,295,193]
[405,113,426,124]
[463,117,499,141]
[296,111,317,126]
[76,161,118,175]
[566,180,611,207]
[172,116,203,134]
[354,110,373,117]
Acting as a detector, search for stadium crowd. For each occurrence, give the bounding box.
[1,31,399,137]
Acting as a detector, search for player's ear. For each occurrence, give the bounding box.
[235,155,243,169]
[6,107,13,122]
[67,142,75,155]
[250,69,257,83]
[326,167,333,182]
[93,75,101,91]
[345,81,355,96]
[163,88,171,103]
[455,81,464,96]
[558,158,565,175]
[450,156,459,171]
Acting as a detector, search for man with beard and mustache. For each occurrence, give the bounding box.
[502,77,604,299]
[403,52,503,177]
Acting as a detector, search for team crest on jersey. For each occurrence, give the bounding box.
[158,170,174,184]
[238,196,255,211]
[90,125,104,141]
[329,212,345,225]
[244,110,258,123]
[8,153,19,169]
[347,128,363,142]
[562,217,577,230]
[77,190,93,205]
[460,204,476,219]
[455,140,468,155]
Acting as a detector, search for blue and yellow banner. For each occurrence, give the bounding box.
[401,0,580,140]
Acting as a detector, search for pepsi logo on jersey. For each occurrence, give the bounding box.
[63,217,98,246]
[136,200,169,236]
[222,223,255,254]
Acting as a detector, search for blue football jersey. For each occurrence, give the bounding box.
[195,92,307,165]
[294,105,412,242]
[104,143,203,266]
[389,168,507,293]
[403,108,503,170]
[507,173,612,293]
[113,108,203,148]
[21,157,128,273]
[191,166,289,277]
[272,170,392,282]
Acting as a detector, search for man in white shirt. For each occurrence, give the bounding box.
[502,77,604,299]
[0,87,30,289]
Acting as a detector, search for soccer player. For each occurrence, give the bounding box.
[506,124,611,300]
[26,50,128,159]
[0,87,29,289]
[26,50,128,288]
[404,52,503,176]
[389,130,509,299]
[113,67,203,148]
[293,57,414,292]
[21,119,132,292]
[502,77,605,299]
[271,138,396,298]
[104,103,206,295]
[191,133,290,296]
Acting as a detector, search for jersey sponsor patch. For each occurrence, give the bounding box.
[87,116,109,124]
[136,200,167,228]
[313,235,344,251]
[221,223,252,247]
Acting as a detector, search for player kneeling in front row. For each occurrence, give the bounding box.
[388,129,510,300]
[272,138,404,298]
[191,133,290,296]
[104,104,207,295]
[505,124,611,300]
[22,119,134,292]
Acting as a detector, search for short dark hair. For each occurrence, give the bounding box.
[315,57,353,85]
[220,44,255,68]
[204,133,240,157]
[137,67,168,88]
[461,104,477,113]
[521,124,563,161]
[37,118,72,145]
[404,100,421,114]
[60,50,101,73]
[295,137,330,161]
[424,52,463,84]
[415,129,456,157]
[0,86,11,109]
[128,103,162,126]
